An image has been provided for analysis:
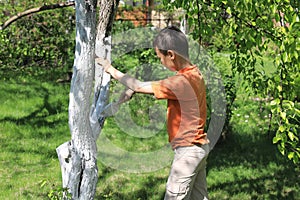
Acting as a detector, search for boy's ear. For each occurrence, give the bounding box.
[167,50,176,60]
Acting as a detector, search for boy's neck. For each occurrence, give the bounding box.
[175,58,192,71]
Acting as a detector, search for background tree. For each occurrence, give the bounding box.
[0,0,75,80]
[163,0,300,163]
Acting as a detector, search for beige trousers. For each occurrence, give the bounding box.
[164,144,209,200]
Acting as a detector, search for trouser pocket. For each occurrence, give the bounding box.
[165,175,191,200]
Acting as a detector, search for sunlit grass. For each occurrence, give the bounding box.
[0,79,70,200]
[0,70,299,199]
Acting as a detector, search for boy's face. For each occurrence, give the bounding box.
[155,47,176,71]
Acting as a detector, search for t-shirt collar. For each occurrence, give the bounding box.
[177,65,196,74]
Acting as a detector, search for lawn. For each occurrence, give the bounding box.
[0,74,299,200]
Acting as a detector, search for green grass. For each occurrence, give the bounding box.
[0,78,70,199]
[0,75,299,200]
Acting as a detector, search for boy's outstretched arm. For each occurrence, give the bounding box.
[96,57,154,94]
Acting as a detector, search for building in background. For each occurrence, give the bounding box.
[116,0,187,33]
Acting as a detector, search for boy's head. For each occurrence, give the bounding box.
[153,26,189,61]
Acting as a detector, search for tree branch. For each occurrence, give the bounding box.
[202,1,282,42]
[0,2,75,30]
[230,11,282,42]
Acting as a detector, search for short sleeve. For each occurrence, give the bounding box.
[151,75,197,101]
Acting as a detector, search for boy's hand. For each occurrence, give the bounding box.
[95,57,112,73]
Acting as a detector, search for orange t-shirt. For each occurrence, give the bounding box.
[152,66,208,149]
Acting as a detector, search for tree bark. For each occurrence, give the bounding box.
[56,0,119,199]
[91,0,119,139]
[57,0,98,199]
[68,0,98,199]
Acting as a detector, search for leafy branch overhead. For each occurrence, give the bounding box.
[164,0,300,163]
[0,2,75,30]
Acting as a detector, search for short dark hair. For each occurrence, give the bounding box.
[153,26,189,60]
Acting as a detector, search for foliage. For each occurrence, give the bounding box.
[211,53,236,135]
[40,180,72,200]
[0,0,75,81]
[163,0,300,164]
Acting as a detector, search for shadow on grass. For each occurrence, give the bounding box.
[0,83,68,160]
[207,132,300,200]
[0,85,66,128]
[94,132,299,200]
[96,168,166,200]
[2,80,298,199]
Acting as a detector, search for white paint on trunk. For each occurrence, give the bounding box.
[57,0,118,199]
[57,0,99,199]
[90,35,111,139]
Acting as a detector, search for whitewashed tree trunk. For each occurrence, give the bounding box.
[64,0,98,199]
[91,0,119,140]
[56,0,119,199]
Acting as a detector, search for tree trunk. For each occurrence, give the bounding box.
[65,0,98,199]
[91,0,119,140]
[56,0,119,199]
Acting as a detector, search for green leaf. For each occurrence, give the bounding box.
[288,151,294,160]
[282,52,288,63]
[288,131,296,141]
[226,7,231,15]
[279,125,285,132]
[277,85,282,92]
[273,135,282,143]
[270,98,280,106]
[278,143,285,155]
[222,1,228,5]
[280,111,287,121]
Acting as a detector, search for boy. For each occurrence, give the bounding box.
[96,26,209,200]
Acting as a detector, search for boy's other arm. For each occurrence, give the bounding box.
[117,88,135,104]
